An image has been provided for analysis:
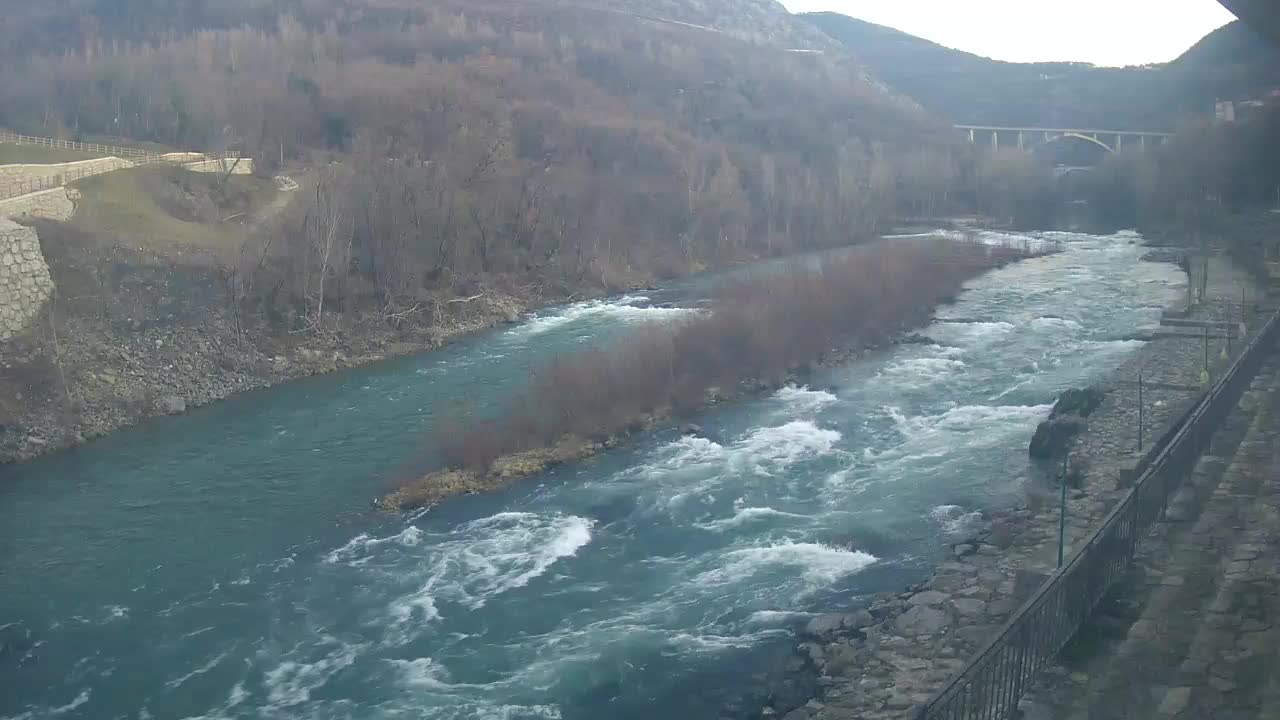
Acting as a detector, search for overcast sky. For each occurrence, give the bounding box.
[778,0,1238,66]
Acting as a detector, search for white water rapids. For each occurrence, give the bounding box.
[0,231,1184,720]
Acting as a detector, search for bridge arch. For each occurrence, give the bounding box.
[1041,132,1115,154]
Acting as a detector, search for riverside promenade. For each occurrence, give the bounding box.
[1019,349,1280,719]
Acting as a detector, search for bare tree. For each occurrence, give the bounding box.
[297,167,352,334]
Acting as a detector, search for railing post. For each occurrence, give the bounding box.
[1138,372,1143,453]
[1058,453,1068,568]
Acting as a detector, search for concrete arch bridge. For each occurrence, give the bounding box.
[956,125,1174,154]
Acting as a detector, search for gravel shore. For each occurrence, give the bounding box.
[0,292,531,464]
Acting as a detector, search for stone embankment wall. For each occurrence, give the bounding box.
[0,187,76,221]
[0,143,255,341]
[0,218,54,340]
[182,157,255,175]
[0,156,134,186]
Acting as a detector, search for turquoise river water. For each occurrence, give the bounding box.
[0,231,1183,720]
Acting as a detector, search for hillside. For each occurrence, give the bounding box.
[0,0,967,460]
[801,13,1280,130]
[557,0,839,49]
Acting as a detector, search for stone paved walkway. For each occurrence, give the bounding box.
[1020,352,1280,719]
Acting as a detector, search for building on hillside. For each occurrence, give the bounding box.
[1215,91,1280,123]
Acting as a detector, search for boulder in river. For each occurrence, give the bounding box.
[1028,386,1102,459]
[1028,416,1086,459]
[1051,387,1105,419]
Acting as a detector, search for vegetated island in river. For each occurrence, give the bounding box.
[380,235,1055,511]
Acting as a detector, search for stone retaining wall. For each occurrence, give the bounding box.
[182,157,255,175]
[0,156,134,186]
[0,187,76,221]
[0,218,54,340]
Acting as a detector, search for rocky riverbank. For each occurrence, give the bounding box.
[758,247,1269,720]
[0,289,534,464]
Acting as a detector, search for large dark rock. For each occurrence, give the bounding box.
[1051,387,1105,419]
[1028,386,1103,458]
[1028,416,1087,459]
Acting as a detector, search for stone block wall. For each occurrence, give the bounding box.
[183,157,255,175]
[0,218,54,340]
[0,156,135,187]
[0,187,76,221]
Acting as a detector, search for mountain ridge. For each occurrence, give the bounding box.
[800,13,1280,130]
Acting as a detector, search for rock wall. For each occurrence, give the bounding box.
[0,157,134,186]
[183,157,255,175]
[0,187,76,221]
[0,218,54,340]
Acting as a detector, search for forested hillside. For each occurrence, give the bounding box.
[0,0,959,328]
[802,13,1280,130]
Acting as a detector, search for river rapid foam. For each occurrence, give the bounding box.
[0,231,1185,720]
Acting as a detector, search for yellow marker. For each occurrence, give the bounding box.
[1201,369,1211,388]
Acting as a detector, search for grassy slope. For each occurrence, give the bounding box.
[67,166,278,265]
[0,144,107,164]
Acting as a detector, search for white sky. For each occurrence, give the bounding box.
[778,0,1239,66]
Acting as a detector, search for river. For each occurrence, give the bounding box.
[0,230,1184,720]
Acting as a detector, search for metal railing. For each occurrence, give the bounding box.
[917,305,1280,720]
[0,132,244,202]
[0,130,154,159]
[0,163,130,201]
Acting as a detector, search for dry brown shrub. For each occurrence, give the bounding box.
[434,237,1042,472]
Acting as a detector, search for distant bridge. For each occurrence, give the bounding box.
[956,125,1174,153]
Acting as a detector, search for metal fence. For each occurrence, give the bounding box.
[0,130,155,159]
[917,305,1280,720]
[0,131,244,202]
[0,163,129,201]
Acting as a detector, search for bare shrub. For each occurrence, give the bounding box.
[433,236,1042,473]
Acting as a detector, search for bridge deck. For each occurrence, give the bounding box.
[955,124,1174,137]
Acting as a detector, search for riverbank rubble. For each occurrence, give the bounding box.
[0,289,532,464]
